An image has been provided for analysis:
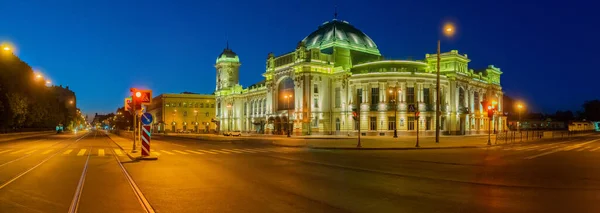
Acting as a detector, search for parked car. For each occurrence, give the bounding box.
[230,130,242,136]
[223,130,242,136]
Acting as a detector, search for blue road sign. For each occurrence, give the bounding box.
[141,113,153,125]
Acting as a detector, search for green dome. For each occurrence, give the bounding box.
[302,19,380,55]
[216,47,239,63]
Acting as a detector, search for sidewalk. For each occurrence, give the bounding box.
[161,131,593,150]
[106,132,158,160]
[0,131,54,142]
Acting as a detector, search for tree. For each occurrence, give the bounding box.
[582,100,600,121]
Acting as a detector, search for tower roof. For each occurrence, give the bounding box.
[301,19,380,55]
[216,43,240,63]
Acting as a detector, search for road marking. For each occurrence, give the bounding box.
[196,150,218,154]
[525,139,600,159]
[63,149,74,155]
[233,149,258,153]
[77,149,87,156]
[576,146,591,151]
[41,149,54,154]
[69,147,92,213]
[152,152,161,156]
[11,149,27,154]
[113,149,124,156]
[98,149,105,157]
[172,150,189,155]
[591,147,600,151]
[210,150,230,154]
[24,149,37,154]
[0,149,12,154]
[538,145,563,151]
[222,149,243,153]
[160,150,175,155]
[245,148,270,152]
[185,150,204,155]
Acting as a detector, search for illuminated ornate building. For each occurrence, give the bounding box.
[215,19,505,136]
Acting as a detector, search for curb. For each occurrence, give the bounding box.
[308,145,482,150]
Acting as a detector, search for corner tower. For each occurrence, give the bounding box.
[215,43,241,91]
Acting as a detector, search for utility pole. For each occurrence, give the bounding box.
[435,40,441,144]
[132,97,137,153]
[357,91,361,148]
[416,111,420,147]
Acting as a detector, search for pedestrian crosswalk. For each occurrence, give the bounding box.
[482,141,600,155]
[0,147,291,157]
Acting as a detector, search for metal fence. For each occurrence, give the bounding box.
[494,130,594,144]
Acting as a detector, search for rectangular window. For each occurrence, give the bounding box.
[211,104,215,108]
[408,116,415,130]
[314,98,319,108]
[200,103,204,108]
[244,104,247,116]
[371,88,379,105]
[388,116,396,130]
[426,117,432,130]
[335,87,341,108]
[369,117,377,130]
[407,87,415,104]
[314,84,318,93]
[423,88,430,104]
[357,89,363,103]
[313,118,319,127]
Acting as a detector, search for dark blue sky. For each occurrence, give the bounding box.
[1,0,598,115]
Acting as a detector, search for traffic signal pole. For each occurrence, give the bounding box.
[132,97,137,153]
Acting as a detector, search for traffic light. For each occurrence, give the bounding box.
[352,108,358,121]
[130,88,152,105]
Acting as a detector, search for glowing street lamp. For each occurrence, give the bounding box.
[46,80,51,85]
[388,88,402,138]
[517,103,524,131]
[284,94,293,137]
[436,22,456,144]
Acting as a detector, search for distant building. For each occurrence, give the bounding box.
[568,121,595,131]
[146,93,216,133]
[214,18,506,136]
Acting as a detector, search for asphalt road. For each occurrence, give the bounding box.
[1,130,600,213]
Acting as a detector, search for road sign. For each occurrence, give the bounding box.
[124,97,132,111]
[141,125,151,157]
[408,104,416,112]
[141,113,153,125]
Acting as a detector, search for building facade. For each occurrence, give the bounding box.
[215,19,506,136]
[146,93,217,133]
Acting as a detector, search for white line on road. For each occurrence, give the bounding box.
[68,146,92,213]
[24,149,37,154]
[63,149,73,155]
[196,150,218,154]
[233,149,258,153]
[98,149,105,157]
[77,149,87,156]
[0,149,12,154]
[10,149,27,154]
[591,147,600,151]
[210,150,230,154]
[160,150,175,155]
[185,150,204,155]
[222,149,243,153]
[525,139,600,159]
[41,149,54,154]
[113,149,124,156]
[172,150,189,155]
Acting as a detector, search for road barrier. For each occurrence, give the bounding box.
[495,130,595,144]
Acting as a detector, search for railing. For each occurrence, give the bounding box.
[494,130,593,144]
[425,104,434,112]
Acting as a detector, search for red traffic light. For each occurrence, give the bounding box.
[135,91,142,98]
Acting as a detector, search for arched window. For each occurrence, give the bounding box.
[278,78,294,110]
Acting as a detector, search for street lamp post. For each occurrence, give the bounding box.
[517,104,523,131]
[389,88,401,138]
[194,110,198,133]
[436,23,455,144]
[284,94,292,137]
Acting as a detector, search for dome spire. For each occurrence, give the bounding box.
[334,5,338,19]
